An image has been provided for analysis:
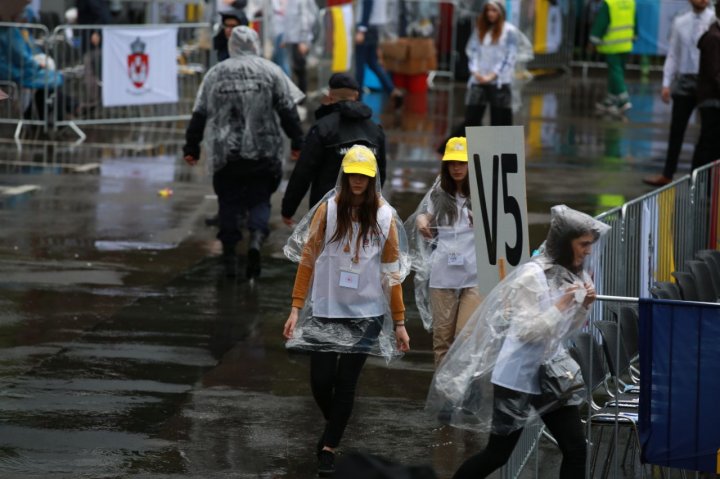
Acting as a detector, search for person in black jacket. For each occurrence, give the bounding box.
[213,6,248,62]
[281,73,386,226]
[691,2,720,172]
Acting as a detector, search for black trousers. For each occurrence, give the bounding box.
[310,351,368,448]
[444,84,513,148]
[452,389,586,479]
[289,43,308,95]
[212,162,275,250]
[663,94,697,178]
[691,107,720,171]
[463,85,513,128]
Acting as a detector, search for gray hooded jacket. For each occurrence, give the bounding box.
[184,27,303,174]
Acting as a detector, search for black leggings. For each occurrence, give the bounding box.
[452,405,587,479]
[310,351,368,448]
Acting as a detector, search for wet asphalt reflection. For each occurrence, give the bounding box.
[0,74,678,478]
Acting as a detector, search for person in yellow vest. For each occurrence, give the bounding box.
[590,0,637,115]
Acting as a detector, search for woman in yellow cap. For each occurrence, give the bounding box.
[282,144,410,477]
[406,137,481,366]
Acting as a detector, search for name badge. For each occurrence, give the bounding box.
[448,252,464,266]
[339,270,360,289]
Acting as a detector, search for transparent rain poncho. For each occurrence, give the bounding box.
[191,26,304,173]
[284,161,411,362]
[426,205,611,434]
[405,177,478,332]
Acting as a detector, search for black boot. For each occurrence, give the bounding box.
[246,230,265,279]
[222,242,237,277]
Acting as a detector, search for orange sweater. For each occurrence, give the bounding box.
[291,202,406,322]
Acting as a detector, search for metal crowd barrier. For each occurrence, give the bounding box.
[48,22,210,140]
[595,161,719,307]
[0,21,52,138]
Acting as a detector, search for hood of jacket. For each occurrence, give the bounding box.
[314,100,373,122]
[228,26,261,57]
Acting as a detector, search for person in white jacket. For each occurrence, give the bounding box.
[463,0,517,126]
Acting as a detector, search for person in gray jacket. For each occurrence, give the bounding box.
[183,26,304,278]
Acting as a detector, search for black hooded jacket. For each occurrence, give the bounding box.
[281,100,386,218]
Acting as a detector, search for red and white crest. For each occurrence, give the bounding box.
[128,37,148,89]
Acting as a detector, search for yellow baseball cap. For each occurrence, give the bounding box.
[342,145,377,178]
[442,137,468,162]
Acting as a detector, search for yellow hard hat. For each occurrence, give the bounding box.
[442,137,468,162]
[342,145,377,178]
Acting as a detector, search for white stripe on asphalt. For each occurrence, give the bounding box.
[0,185,40,196]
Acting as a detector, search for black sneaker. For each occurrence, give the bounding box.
[246,248,261,279]
[317,450,335,477]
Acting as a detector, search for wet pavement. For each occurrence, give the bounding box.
[0,73,689,478]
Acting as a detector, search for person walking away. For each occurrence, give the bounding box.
[213,7,248,62]
[282,0,317,96]
[691,1,720,172]
[281,73,387,226]
[643,0,714,187]
[427,205,611,478]
[355,0,404,107]
[406,137,481,365]
[590,0,636,116]
[183,26,304,278]
[283,145,410,477]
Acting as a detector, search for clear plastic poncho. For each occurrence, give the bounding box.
[426,205,610,434]
[191,26,304,173]
[283,168,411,363]
[404,177,478,332]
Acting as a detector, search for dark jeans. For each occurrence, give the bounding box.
[664,93,697,178]
[691,106,720,171]
[212,162,274,250]
[452,387,586,479]
[289,43,308,95]
[310,351,368,448]
[355,26,395,95]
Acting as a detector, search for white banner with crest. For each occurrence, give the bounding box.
[102,27,179,107]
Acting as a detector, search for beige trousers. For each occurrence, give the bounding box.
[430,287,482,366]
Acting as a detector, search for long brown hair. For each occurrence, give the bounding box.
[329,174,382,252]
[477,3,505,45]
[431,162,471,227]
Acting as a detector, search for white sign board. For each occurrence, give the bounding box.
[102,27,179,107]
[467,126,530,296]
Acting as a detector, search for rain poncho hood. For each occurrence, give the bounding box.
[284,149,410,362]
[191,26,304,172]
[405,176,477,331]
[426,205,610,433]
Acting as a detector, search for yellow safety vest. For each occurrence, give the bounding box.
[597,0,635,54]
